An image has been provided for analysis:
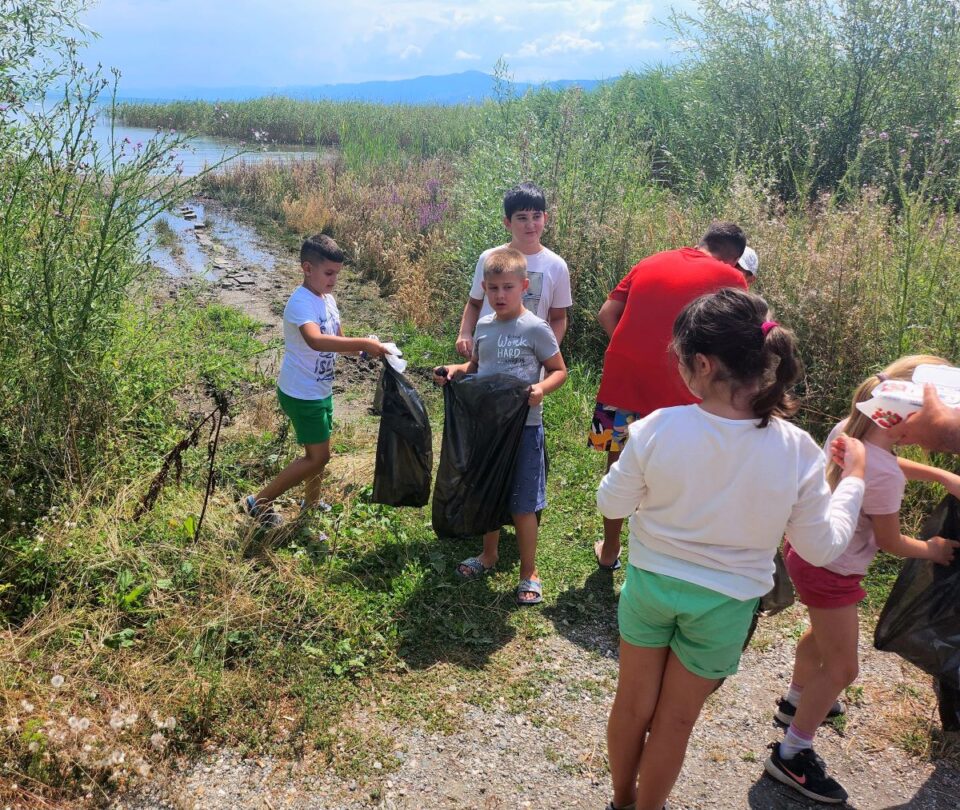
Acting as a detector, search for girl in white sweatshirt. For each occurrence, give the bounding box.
[598,288,866,810]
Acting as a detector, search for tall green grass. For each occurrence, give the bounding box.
[117,97,482,165]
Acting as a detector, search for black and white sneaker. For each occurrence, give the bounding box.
[774,697,845,726]
[764,742,848,804]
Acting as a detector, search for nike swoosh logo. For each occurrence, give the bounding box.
[782,765,806,785]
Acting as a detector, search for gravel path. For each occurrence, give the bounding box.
[124,607,959,810]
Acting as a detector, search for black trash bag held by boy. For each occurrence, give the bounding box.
[874,494,960,713]
[371,360,433,508]
[432,373,530,538]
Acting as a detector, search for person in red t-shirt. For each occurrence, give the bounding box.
[590,223,754,570]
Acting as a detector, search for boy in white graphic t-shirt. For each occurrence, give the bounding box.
[242,234,392,528]
[455,182,572,358]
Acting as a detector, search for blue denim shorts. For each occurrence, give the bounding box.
[509,424,547,515]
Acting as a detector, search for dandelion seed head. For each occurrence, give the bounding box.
[20,700,34,713]
[150,732,166,749]
[109,749,125,765]
[50,675,65,688]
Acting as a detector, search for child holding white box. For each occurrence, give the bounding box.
[769,354,960,804]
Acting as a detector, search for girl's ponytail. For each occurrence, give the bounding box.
[672,288,802,428]
[751,323,801,428]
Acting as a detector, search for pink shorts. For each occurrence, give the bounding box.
[784,542,866,609]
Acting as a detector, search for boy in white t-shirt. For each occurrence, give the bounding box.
[242,234,392,527]
[455,182,572,358]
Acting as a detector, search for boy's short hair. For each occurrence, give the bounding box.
[483,247,528,280]
[300,233,345,265]
[503,182,546,219]
[698,222,747,263]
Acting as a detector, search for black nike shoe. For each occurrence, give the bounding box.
[764,742,849,804]
[774,697,845,726]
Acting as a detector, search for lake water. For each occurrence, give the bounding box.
[93,117,323,176]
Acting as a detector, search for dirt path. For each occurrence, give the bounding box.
[126,205,960,810]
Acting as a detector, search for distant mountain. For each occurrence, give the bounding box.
[114,70,604,105]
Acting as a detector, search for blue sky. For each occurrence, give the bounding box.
[79,1,697,90]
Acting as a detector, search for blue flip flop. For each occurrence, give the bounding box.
[456,556,495,580]
[516,578,543,606]
[594,540,622,570]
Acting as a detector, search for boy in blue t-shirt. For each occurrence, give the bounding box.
[243,234,391,528]
[435,248,567,604]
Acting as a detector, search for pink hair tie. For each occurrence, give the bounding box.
[761,320,779,337]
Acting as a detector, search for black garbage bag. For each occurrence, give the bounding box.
[432,373,530,538]
[935,679,960,732]
[371,361,432,508]
[759,548,795,617]
[874,494,960,696]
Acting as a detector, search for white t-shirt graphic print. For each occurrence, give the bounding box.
[470,245,572,322]
[277,286,342,400]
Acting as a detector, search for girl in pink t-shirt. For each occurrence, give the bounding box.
[769,355,960,804]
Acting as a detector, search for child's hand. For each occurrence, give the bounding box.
[528,384,544,407]
[926,535,960,565]
[831,433,866,479]
[432,366,449,387]
[362,339,393,358]
[455,336,473,359]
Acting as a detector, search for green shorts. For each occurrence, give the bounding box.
[277,388,333,445]
[618,565,759,680]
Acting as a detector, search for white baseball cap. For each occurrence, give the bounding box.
[737,246,759,276]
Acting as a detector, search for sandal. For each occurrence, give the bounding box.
[516,577,543,606]
[456,556,495,580]
[241,495,283,529]
[594,539,622,571]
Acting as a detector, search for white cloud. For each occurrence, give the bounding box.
[398,44,423,60]
[516,32,604,58]
[455,49,481,60]
[622,3,653,31]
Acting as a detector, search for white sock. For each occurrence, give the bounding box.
[785,682,803,705]
[780,723,816,759]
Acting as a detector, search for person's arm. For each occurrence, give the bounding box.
[897,457,960,497]
[433,359,475,386]
[785,435,866,566]
[527,351,567,406]
[597,298,626,339]
[902,383,960,453]
[456,297,483,358]
[871,512,959,565]
[299,323,390,356]
[547,306,568,346]
[597,423,647,519]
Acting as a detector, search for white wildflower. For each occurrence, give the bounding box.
[20,700,34,713]
[68,716,90,733]
[149,732,166,750]
[163,716,176,730]
[4,488,14,498]
[109,711,124,730]
[125,712,139,727]
[136,761,151,777]
[28,741,39,753]
[4,716,19,733]
[109,749,125,765]
[50,675,65,688]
